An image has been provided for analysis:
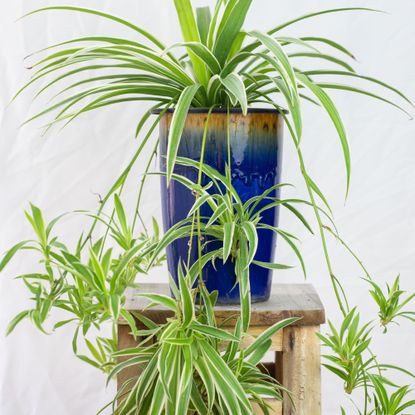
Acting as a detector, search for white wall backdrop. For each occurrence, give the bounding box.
[1,1,414,414]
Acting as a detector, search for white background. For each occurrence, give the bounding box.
[1,1,414,414]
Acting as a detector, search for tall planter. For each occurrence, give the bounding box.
[158,109,284,304]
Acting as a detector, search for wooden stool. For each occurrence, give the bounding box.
[118,283,325,415]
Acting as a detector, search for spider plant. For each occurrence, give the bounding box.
[365,275,415,332]
[109,265,298,415]
[368,374,415,415]
[16,3,411,188]
[341,376,415,415]
[320,307,415,413]
[0,197,165,371]
[0,194,298,414]
[2,0,414,413]
[14,1,412,315]
[149,157,317,331]
[318,308,376,395]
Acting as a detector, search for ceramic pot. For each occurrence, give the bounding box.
[158,109,284,304]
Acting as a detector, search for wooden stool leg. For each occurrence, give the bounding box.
[282,326,321,415]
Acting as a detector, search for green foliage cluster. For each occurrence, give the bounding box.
[112,267,298,415]
[321,308,415,414]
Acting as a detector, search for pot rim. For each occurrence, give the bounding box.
[151,107,288,115]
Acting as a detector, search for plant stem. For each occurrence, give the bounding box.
[82,107,169,254]
[196,108,214,294]
[131,137,160,234]
[277,109,350,316]
[296,147,349,315]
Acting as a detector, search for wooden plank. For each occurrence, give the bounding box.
[122,284,325,327]
[281,326,321,415]
[117,326,154,393]
[252,399,282,414]
[117,325,139,393]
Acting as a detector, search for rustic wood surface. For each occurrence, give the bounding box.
[117,324,140,393]
[281,326,322,415]
[252,399,282,414]
[122,283,325,327]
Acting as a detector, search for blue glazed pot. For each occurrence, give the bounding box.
[158,109,284,304]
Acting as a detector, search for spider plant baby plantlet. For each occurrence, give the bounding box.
[367,374,415,415]
[0,197,165,371]
[150,158,315,330]
[365,275,415,332]
[320,307,415,413]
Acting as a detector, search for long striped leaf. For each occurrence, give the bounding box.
[258,224,306,277]
[252,260,293,270]
[190,383,209,415]
[237,238,251,332]
[194,357,216,411]
[21,6,167,51]
[167,42,222,74]
[249,32,302,139]
[107,355,151,382]
[27,36,153,60]
[136,293,178,312]
[229,32,247,59]
[166,84,200,183]
[303,69,413,106]
[0,241,31,272]
[317,83,412,118]
[190,322,238,341]
[149,377,166,415]
[223,222,235,263]
[303,172,333,215]
[244,317,300,357]
[213,0,253,65]
[297,72,351,195]
[178,266,194,327]
[196,6,212,45]
[290,52,355,72]
[282,202,314,234]
[249,31,297,90]
[273,76,302,143]
[220,73,248,114]
[301,36,356,59]
[268,7,382,35]
[6,310,30,336]
[221,51,253,77]
[188,249,221,285]
[206,202,229,227]
[199,340,252,414]
[175,346,193,413]
[207,74,222,103]
[174,0,209,86]
[188,192,216,217]
[278,36,320,53]
[207,0,224,49]
[241,221,258,268]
